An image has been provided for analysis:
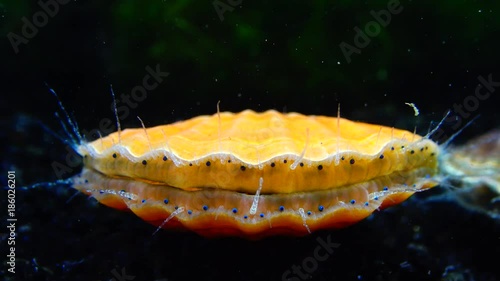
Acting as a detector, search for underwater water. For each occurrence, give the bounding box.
[1,1,499,280]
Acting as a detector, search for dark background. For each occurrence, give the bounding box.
[1,1,499,280]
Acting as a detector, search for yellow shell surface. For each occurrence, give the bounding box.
[80,110,438,194]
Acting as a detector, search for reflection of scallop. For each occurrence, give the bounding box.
[72,110,439,238]
[440,130,500,218]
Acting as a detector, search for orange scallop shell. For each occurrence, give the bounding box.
[72,110,439,238]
